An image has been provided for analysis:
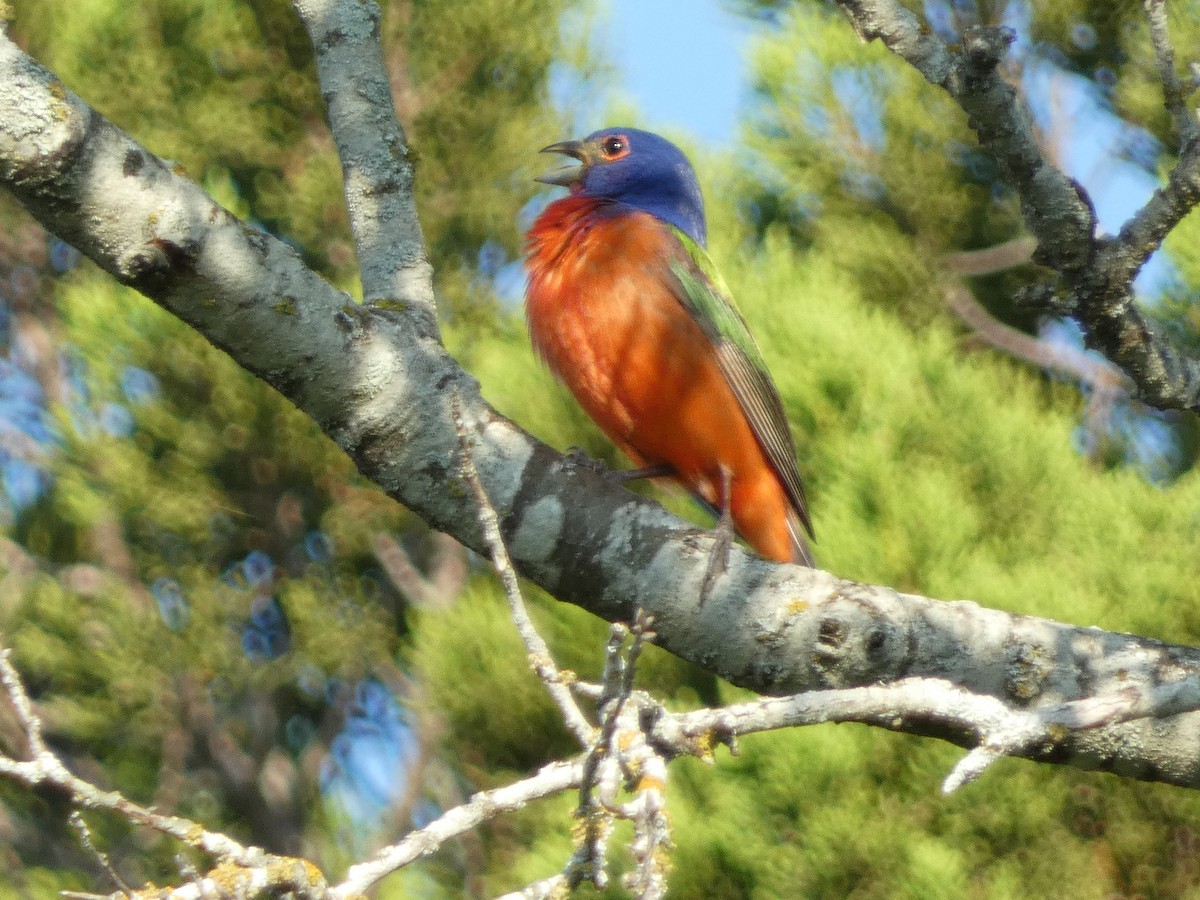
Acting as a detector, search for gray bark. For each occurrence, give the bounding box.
[4,16,1200,792]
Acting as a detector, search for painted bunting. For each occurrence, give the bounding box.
[524,127,814,568]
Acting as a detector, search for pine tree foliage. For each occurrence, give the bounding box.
[2,0,1200,897]
[0,0,584,891]
[449,182,1200,895]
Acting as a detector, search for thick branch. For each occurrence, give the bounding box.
[835,0,1200,411]
[292,0,437,323]
[7,28,1200,791]
[454,391,596,748]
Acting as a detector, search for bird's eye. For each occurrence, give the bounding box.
[600,135,628,159]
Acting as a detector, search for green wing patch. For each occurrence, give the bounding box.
[667,227,814,538]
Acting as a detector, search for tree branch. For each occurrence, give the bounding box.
[371,531,466,608]
[7,12,1200,795]
[944,282,1130,399]
[292,0,437,323]
[651,674,1200,794]
[332,759,585,898]
[453,389,596,749]
[834,0,1200,411]
[0,647,329,898]
[1143,0,1199,145]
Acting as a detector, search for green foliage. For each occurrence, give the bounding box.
[738,4,1025,325]
[437,161,1200,894]
[1018,0,1200,148]
[1,0,586,887]
[5,0,1200,897]
[11,0,578,305]
[0,257,415,882]
[738,0,1200,480]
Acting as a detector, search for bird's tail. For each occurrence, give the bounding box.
[786,509,815,568]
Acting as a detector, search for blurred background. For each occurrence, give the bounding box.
[3,0,1200,896]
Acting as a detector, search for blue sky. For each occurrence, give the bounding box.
[596,0,756,144]
[594,0,1167,292]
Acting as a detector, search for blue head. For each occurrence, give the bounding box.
[537,127,708,246]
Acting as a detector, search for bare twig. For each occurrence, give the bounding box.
[941,240,1131,434]
[372,532,467,608]
[63,861,327,900]
[945,284,1130,398]
[945,280,1133,461]
[941,236,1037,277]
[0,647,44,754]
[565,615,672,897]
[451,390,596,749]
[0,647,329,898]
[70,811,132,896]
[44,666,1198,896]
[611,696,671,899]
[652,673,1200,795]
[331,759,585,898]
[1143,0,1199,144]
[568,623,631,891]
[5,640,585,898]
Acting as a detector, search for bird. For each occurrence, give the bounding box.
[523,126,814,571]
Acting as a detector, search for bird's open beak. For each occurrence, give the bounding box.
[535,139,587,186]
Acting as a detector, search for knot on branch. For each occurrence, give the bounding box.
[1004,641,1054,705]
[1014,281,1075,316]
[1027,174,1097,273]
[806,601,908,688]
[368,297,441,342]
[961,25,1016,74]
[0,66,91,189]
[118,235,199,290]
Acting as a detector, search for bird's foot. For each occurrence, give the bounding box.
[700,516,734,601]
[562,448,674,485]
[610,462,675,485]
[701,467,735,601]
[562,446,613,477]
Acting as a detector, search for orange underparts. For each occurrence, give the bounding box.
[525,195,798,563]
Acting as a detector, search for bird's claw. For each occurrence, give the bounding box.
[562,446,614,477]
[611,462,675,485]
[561,449,674,486]
[700,516,734,601]
[700,467,735,601]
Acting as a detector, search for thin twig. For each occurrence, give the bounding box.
[372,532,466,608]
[450,390,596,748]
[0,647,43,754]
[941,236,1037,276]
[70,811,132,896]
[569,623,632,891]
[1143,0,1199,144]
[945,284,1130,398]
[565,614,671,896]
[943,243,1133,461]
[331,759,585,898]
[0,646,329,897]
